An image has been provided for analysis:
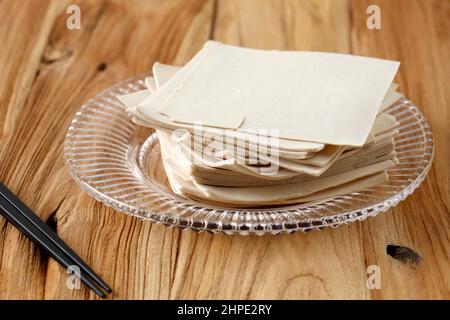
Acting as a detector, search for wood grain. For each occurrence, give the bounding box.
[0,0,448,299]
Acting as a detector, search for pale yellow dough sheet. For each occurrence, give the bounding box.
[158,126,396,183]
[117,90,151,108]
[186,137,396,187]
[145,77,156,92]
[177,172,388,207]
[121,72,398,177]
[122,65,398,153]
[156,108,397,177]
[161,143,394,206]
[165,133,396,186]
[126,72,325,152]
[114,51,401,206]
[181,111,398,168]
[140,41,399,146]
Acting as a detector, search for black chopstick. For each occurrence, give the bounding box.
[0,183,110,297]
[0,183,111,292]
[0,196,105,297]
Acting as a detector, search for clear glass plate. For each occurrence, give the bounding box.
[64,74,434,235]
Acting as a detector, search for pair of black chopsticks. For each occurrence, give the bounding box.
[0,182,111,298]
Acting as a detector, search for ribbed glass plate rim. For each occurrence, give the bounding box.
[64,74,434,235]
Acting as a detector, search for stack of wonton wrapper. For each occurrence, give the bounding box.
[119,41,403,207]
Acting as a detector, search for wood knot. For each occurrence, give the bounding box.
[387,245,422,267]
[97,62,107,72]
[45,212,58,232]
[42,46,73,64]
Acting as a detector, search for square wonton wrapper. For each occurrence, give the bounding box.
[130,71,398,153]
[139,41,399,146]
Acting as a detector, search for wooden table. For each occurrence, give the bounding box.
[0,0,448,300]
